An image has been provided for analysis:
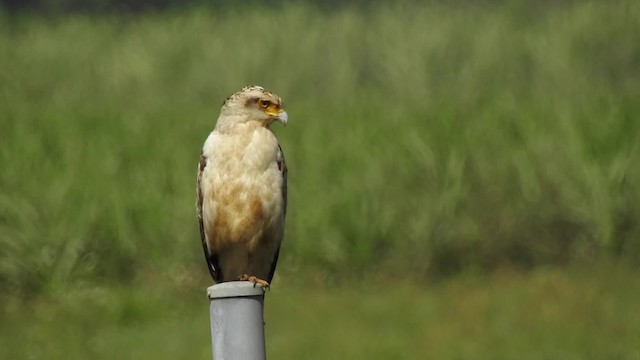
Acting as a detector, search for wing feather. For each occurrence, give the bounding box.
[267,144,288,283]
[197,154,222,282]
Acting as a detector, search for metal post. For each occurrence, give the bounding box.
[207,281,266,360]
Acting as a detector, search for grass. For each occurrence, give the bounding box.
[0,5,640,359]
[1,1,639,294]
[1,266,639,359]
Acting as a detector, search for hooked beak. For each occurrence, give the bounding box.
[277,111,288,126]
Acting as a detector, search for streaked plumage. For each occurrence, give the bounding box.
[196,86,288,287]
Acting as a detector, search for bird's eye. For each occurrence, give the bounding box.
[259,100,270,109]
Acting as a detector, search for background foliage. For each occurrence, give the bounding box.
[1,1,639,295]
[1,1,640,358]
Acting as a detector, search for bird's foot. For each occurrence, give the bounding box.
[238,274,270,289]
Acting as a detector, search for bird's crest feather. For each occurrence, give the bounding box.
[222,85,278,107]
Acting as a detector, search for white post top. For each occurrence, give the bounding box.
[207,281,266,299]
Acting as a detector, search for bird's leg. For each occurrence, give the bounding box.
[238,274,270,289]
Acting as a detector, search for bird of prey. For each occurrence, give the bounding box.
[196,86,288,288]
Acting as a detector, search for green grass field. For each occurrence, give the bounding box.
[1,1,640,358]
[1,266,639,359]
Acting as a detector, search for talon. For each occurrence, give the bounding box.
[239,274,270,289]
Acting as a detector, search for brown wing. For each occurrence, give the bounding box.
[266,144,288,283]
[196,154,221,282]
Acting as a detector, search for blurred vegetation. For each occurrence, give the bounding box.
[0,1,639,298]
[1,267,639,359]
[1,2,640,359]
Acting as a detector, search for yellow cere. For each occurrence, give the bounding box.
[264,102,282,117]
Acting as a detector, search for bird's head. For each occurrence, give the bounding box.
[216,86,287,131]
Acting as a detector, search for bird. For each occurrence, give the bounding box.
[196,85,288,288]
